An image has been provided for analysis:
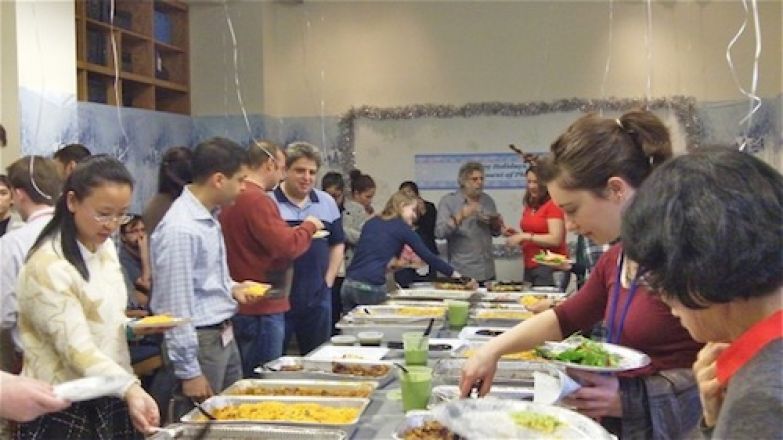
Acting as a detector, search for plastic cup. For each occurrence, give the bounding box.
[398,366,433,411]
[446,300,470,329]
[403,332,429,366]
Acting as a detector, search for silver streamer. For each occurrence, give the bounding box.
[336,96,704,173]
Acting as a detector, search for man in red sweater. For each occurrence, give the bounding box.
[219,140,324,377]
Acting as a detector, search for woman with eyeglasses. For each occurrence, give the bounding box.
[16,156,159,438]
[460,110,703,439]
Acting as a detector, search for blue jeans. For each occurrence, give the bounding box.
[232,313,285,378]
[340,278,388,313]
[284,289,332,355]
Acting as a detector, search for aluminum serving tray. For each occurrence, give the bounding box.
[348,304,446,324]
[335,319,431,342]
[452,342,542,362]
[391,410,443,440]
[471,308,534,326]
[180,395,370,428]
[221,379,378,398]
[254,356,396,387]
[434,358,561,385]
[150,423,348,440]
[391,287,477,301]
[477,289,550,303]
[430,385,534,405]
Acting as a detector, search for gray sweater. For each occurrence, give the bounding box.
[705,338,783,439]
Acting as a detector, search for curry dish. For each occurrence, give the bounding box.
[226,385,374,398]
[332,362,391,377]
[208,401,360,424]
[403,421,456,440]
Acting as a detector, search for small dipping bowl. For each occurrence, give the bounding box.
[357,331,384,346]
[331,335,358,346]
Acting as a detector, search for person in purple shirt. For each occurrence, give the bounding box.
[342,191,466,311]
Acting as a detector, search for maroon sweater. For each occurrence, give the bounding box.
[554,244,702,376]
[220,181,317,315]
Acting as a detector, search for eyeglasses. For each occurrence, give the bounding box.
[94,213,133,225]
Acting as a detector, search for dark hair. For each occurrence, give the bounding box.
[247,140,282,169]
[0,175,8,189]
[322,172,345,191]
[0,124,6,147]
[53,143,91,165]
[623,146,783,309]
[119,214,143,235]
[523,166,551,210]
[29,155,134,281]
[349,169,375,195]
[6,156,62,206]
[399,181,420,196]
[539,110,672,194]
[158,146,193,197]
[191,138,248,183]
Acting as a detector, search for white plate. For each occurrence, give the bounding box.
[538,338,652,372]
[54,375,133,402]
[305,345,389,362]
[431,399,613,440]
[313,230,330,239]
[128,316,190,330]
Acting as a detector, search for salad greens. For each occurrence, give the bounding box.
[510,411,563,433]
[536,335,620,367]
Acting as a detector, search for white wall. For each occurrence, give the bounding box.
[0,1,21,168]
[15,1,75,95]
[250,0,781,117]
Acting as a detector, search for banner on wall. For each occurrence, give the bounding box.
[414,153,533,190]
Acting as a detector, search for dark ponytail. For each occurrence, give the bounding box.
[539,109,673,193]
[28,155,134,281]
[349,169,375,195]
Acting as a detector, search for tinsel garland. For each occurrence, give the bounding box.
[336,96,703,173]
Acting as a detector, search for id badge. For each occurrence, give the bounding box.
[220,323,234,347]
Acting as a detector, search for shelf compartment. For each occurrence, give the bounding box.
[155,87,189,115]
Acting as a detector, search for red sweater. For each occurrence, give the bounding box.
[219,181,317,315]
[520,199,568,270]
[554,244,702,376]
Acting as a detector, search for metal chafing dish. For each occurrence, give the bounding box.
[150,423,348,440]
[254,356,396,387]
[429,385,534,406]
[180,395,370,429]
[434,358,561,385]
[221,378,378,398]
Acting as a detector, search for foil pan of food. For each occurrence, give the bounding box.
[255,356,396,387]
[221,379,377,398]
[149,423,348,440]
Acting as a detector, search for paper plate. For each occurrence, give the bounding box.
[128,316,189,330]
[54,375,134,402]
[538,339,651,373]
[313,230,331,239]
[431,398,613,440]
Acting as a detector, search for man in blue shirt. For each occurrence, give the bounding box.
[273,142,345,355]
[151,138,262,418]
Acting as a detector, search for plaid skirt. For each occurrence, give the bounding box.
[17,397,141,440]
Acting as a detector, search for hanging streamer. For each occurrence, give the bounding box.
[599,0,615,116]
[726,0,762,151]
[30,3,46,154]
[222,22,229,138]
[109,0,130,160]
[223,1,254,141]
[644,0,654,104]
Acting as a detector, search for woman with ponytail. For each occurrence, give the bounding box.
[17,156,159,438]
[142,146,192,233]
[461,110,703,439]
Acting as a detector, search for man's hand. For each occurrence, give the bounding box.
[182,375,213,402]
[232,281,268,304]
[304,215,324,231]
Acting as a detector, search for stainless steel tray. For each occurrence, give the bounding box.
[471,308,534,326]
[254,356,396,387]
[451,341,542,362]
[180,395,370,428]
[336,320,432,342]
[391,288,477,301]
[429,385,533,405]
[434,358,561,385]
[348,304,446,324]
[150,423,348,440]
[221,379,377,398]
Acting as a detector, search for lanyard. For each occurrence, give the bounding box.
[606,252,641,344]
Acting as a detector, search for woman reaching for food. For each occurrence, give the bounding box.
[460,110,703,439]
[341,191,466,311]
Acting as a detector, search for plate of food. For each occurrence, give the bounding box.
[128,314,189,330]
[243,282,273,297]
[432,277,477,291]
[430,399,613,440]
[535,335,651,372]
[533,250,574,267]
[305,345,389,362]
[54,375,134,402]
[313,230,331,239]
[392,410,457,440]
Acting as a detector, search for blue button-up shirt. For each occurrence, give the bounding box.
[150,187,237,379]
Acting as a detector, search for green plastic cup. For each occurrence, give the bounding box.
[398,366,433,411]
[446,300,470,328]
[403,332,428,366]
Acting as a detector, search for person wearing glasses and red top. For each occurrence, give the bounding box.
[623,147,782,440]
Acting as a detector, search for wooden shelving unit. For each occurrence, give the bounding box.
[75,0,190,114]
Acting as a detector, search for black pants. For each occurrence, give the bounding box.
[17,397,141,440]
